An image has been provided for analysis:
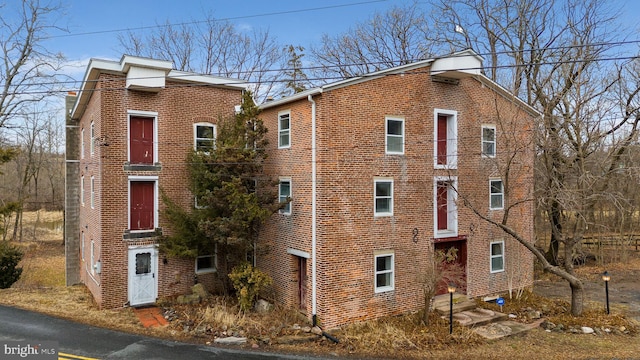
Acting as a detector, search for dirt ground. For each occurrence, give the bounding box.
[533,255,640,322]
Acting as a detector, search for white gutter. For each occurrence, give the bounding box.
[308,94,318,325]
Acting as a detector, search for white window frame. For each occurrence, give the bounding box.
[482,125,496,158]
[90,176,95,209]
[278,110,291,149]
[385,116,404,155]
[194,122,216,152]
[80,175,85,207]
[490,179,504,210]
[196,249,217,274]
[374,178,393,217]
[279,178,292,215]
[127,175,159,233]
[90,121,95,156]
[127,110,159,164]
[490,240,505,273]
[374,251,394,293]
[81,128,85,159]
[81,231,85,262]
[433,109,458,169]
[433,176,458,238]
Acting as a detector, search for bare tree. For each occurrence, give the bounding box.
[118,15,284,102]
[0,0,66,130]
[432,0,640,316]
[309,3,435,80]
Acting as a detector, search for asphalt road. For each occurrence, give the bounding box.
[0,305,336,360]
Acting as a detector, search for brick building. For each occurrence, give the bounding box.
[65,50,537,328]
[257,49,539,328]
[65,55,246,308]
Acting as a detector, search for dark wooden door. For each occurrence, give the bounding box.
[130,116,154,164]
[298,257,307,311]
[131,181,154,230]
[434,239,467,295]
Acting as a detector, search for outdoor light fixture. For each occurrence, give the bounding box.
[602,271,610,314]
[448,282,457,334]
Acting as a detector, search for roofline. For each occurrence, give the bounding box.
[71,55,247,120]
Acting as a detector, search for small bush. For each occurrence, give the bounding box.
[228,262,272,312]
[0,242,23,288]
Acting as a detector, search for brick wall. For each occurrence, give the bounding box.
[258,68,535,328]
[78,73,242,309]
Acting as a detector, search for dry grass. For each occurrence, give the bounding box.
[1,211,640,359]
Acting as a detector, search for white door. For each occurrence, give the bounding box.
[128,246,158,306]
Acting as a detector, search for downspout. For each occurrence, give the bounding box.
[308,94,318,326]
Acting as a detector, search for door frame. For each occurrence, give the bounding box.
[128,245,158,306]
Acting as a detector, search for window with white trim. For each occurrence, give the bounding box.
[374,179,393,216]
[90,176,95,209]
[128,112,157,165]
[80,176,85,206]
[278,111,291,148]
[434,109,457,168]
[90,240,95,275]
[90,122,95,155]
[374,251,394,293]
[490,241,505,273]
[81,128,85,159]
[482,125,496,157]
[386,117,404,154]
[279,179,291,215]
[490,179,504,210]
[434,177,458,236]
[81,232,85,262]
[196,252,216,274]
[194,122,216,152]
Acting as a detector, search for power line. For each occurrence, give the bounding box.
[45,0,389,40]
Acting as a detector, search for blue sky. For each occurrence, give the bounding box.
[36,0,640,80]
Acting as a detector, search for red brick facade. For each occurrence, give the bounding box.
[68,52,536,328]
[257,52,537,328]
[72,56,244,309]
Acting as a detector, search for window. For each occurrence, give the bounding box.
[129,114,156,165]
[482,125,496,157]
[80,176,85,206]
[90,176,95,209]
[278,111,291,148]
[374,179,393,216]
[81,232,85,262]
[90,122,95,155]
[194,123,216,151]
[90,240,95,275]
[81,128,85,159]
[386,117,404,154]
[490,241,505,273]
[434,177,458,236]
[434,109,457,168]
[490,179,504,210]
[196,254,216,274]
[129,177,158,231]
[374,252,394,293]
[279,179,291,215]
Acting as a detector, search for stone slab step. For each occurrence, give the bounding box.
[452,308,509,327]
[433,294,477,316]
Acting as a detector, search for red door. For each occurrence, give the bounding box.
[130,116,154,164]
[434,239,467,294]
[436,115,448,165]
[298,257,307,311]
[437,182,448,230]
[131,181,154,230]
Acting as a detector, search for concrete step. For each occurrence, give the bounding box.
[433,293,477,316]
[452,308,509,327]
